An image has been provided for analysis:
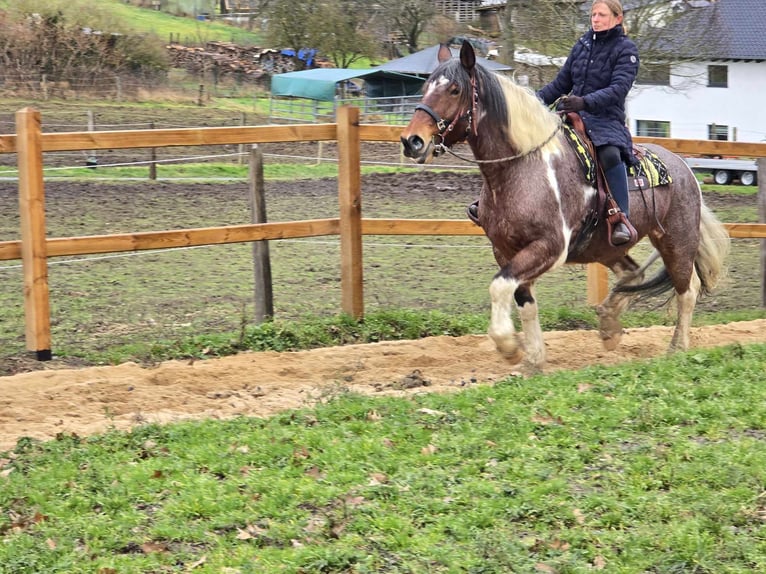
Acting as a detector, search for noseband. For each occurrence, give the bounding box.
[415,71,479,156]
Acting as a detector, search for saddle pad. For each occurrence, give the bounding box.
[628,146,672,190]
[563,124,596,184]
[563,124,672,191]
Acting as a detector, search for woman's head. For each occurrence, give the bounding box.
[591,0,624,32]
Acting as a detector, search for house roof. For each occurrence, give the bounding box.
[375,44,512,75]
[639,0,766,61]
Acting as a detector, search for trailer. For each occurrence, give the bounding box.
[683,156,758,186]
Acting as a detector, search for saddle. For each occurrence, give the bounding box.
[562,112,671,252]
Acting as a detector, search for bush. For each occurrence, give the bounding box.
[0,0,168,85]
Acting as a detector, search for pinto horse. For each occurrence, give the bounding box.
[400,42,730,371]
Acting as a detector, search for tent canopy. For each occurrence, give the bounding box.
[270,45,513,102]
[376,44,512,75]
[271,67,422,102]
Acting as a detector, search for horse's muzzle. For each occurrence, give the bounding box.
[400,134,432,164]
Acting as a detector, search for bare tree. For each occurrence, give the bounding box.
[265,0,377,68]
[264,0,317,54]
[377,0,436,54]
[308,2,378,67]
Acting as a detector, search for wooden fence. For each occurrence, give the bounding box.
[1,106,765,359]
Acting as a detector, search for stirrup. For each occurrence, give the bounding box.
[611,222,631,245]
[466,200,480,225]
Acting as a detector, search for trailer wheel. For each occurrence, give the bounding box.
[713,169,732,185]
[739,171,757,186]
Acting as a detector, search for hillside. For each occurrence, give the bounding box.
[0,0,264,46]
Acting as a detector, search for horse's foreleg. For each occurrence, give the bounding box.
[669,269,701,353]
[516,285,545,371]
[488,275,524,364]
[597,258,644,351]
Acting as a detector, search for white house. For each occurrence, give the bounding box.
[627,0,766,143]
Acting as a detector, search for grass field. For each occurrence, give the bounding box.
[2,343,766,572]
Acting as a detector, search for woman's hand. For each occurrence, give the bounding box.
[558,95,585,113]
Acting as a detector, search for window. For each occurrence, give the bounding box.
[708,124,728,140]
[636,63,670,86]
[708,65,728,88]
[636,120,670,137]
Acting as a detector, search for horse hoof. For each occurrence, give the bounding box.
[500,349,525,365]
[601,333,622,351]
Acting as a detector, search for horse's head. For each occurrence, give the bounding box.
[400,42,478,164]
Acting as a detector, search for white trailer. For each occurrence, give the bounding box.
[683,157,758,186]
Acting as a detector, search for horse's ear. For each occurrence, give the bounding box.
[437,43,452,63]
[459,41,476,72]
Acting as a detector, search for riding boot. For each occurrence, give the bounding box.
[466,199,480,225]
[604,162,632,245]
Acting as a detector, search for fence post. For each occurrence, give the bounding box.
[336,106,364,319]
[17,107,52,360]
[238,112,246,165]
[586,263,609,306]
[249,145,273,322]
[149,122,157,180]
[86,110,97,168]
[758,158,766,306]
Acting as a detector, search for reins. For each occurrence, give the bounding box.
[426,71,563,165]
[436,120,562,164]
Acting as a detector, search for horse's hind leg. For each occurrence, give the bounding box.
[669,267,701,352]
[596,256,645,350]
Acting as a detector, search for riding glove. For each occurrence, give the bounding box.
[559,95,585,113]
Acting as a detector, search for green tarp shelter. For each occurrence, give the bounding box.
[270,67,423,102]
[270,44,512,102]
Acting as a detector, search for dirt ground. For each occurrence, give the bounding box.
[1,105,763,451]
[2,319,766,452]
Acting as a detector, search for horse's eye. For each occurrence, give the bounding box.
[450,85,460,96]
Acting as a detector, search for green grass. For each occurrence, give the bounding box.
[2,343,766,572]
[0,0,264,46]
[1,162,421,182]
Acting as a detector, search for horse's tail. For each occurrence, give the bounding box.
[695,201,730,294]
[614,201,730,297]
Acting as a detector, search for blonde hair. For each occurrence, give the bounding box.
[592,0,627,33]
[593,0,623,17]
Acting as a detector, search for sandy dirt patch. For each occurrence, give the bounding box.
[2,320,765,451]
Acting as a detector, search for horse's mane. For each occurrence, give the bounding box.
[493,72,562,154]
[431,59,561,155]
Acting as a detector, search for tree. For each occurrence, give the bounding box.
[308,2,378,68]
[378,0,436,54]
[500,0,584,63]
[0,0,168,84]
[265,0,378,68]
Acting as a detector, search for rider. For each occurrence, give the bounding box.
[467,0,639,245]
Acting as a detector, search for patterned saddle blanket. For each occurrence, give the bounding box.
[563,123,672,190]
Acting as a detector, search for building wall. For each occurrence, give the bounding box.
[434,0,483,23]
[627,61,766,143]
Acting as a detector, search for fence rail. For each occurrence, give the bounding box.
[1,107,765,359]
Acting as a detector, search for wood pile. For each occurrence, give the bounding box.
[166,41,329,81]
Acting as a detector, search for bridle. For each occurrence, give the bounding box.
[415,70,562,165]
[414,71,479,156]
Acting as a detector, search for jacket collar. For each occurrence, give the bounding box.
[592,24,624,42]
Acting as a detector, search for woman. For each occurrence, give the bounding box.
[537,0,639,245]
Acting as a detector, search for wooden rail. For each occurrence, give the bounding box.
[1,107,765,359]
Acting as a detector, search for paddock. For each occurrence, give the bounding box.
[1,107,765,361]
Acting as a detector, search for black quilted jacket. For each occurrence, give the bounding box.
[537,24,640,164]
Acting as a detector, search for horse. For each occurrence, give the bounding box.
[400,42,730,371]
